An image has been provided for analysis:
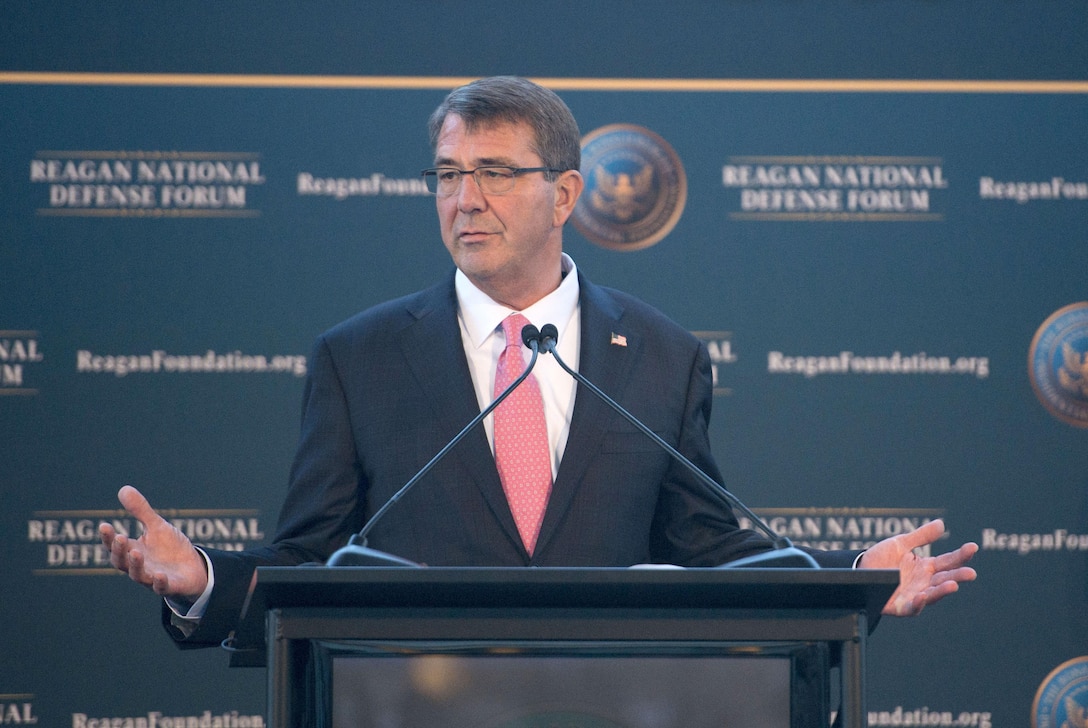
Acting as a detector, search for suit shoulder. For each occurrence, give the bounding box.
[594,284,701,349]
[318,275,455,348]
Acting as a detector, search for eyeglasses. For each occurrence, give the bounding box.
[420,165,564,196]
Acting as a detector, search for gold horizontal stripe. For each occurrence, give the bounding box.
[754,507,945,516]
[0,389,39,396]
[728,156,944,164]
[34,509,259,517]
[1,72,1086,94]
[730,212,945,222]
[35,150,261,160]
[33,569,121,576]
[0,72,479,89]
[37,208,261,218]
[548,78,1088,94]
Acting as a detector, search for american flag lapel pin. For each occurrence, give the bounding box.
[610,332,628,347]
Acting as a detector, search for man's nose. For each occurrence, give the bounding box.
[457,172,487,211]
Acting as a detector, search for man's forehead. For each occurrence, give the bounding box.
[434,115,540,164]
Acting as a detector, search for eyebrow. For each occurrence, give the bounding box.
[433,155,520,168]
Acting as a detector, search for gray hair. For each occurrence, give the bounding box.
[428,76,581,178]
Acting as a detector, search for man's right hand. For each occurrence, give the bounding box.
[99,485,209,604]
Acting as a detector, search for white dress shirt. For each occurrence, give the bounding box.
[454,253,581,478]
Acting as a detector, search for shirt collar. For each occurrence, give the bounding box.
[456,253,580,349]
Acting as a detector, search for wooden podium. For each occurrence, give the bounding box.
[238,566,897,728]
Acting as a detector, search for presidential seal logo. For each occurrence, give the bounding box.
[1033,656,1088,728]
[1029,302,1088,428]
[572,124,686,251]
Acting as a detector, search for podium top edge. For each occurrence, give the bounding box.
[249,566,899,607]
[254,565,899,585]
[236,566,899,643]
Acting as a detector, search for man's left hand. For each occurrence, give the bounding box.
[858,518,978,617]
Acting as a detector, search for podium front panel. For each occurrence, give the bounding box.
[315,640,829,728]
[252,567,896,728]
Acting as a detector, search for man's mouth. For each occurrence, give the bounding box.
[458,230,494,242]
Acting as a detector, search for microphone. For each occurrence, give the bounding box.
[536,324,817,569]
[326,323,545,566]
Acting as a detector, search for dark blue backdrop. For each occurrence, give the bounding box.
[2,3,1086,727]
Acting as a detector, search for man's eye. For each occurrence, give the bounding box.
[482,168,511,179]
[437,170,460,182]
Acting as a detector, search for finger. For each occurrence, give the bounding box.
[921,579,960,608]
[117,485,164,531]
[150,571,172,596]
[894,579,955,616]
[125,546,154,587]
[932,565,977,587]
[99,522,116,550]
[884,589,928,617]
[898,518,946,551]
[939,541,979,567]
[107,533,132,572]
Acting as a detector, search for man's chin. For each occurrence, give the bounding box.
[453,250,504,280]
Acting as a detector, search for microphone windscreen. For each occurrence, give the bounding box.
[521,324,541,348]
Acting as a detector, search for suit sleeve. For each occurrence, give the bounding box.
[648,340,862,569]
[164,334,369,647]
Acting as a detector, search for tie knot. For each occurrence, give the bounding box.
[502,313,531,350]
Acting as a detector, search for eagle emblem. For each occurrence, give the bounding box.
[1029,302,1088,428]
[1033,656,1088,728]
[1058,341,1088,399]
[572,124,686,251]
[589,164,656,223]
[1065,697,1088,728]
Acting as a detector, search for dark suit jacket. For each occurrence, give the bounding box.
[171,270,860,646]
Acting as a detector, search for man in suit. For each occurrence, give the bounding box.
[100,76,977,648]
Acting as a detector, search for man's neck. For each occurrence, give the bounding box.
[472,265,564,311]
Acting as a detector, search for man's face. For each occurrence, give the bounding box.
[433,114,582,309]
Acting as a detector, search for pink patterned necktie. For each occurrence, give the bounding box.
[493,313,553,555]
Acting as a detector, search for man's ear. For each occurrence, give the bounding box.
[552,169,585,227]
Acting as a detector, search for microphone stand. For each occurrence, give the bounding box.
[537,325,817,569]
[326,326,545,566]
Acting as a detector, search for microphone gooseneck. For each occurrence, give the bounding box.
[538,325,817,569]
[326,324,544,567]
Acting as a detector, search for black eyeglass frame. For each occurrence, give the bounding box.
[420,165,566,195]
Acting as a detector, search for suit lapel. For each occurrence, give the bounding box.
[534,275,639,556]
[394,274,524,551]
